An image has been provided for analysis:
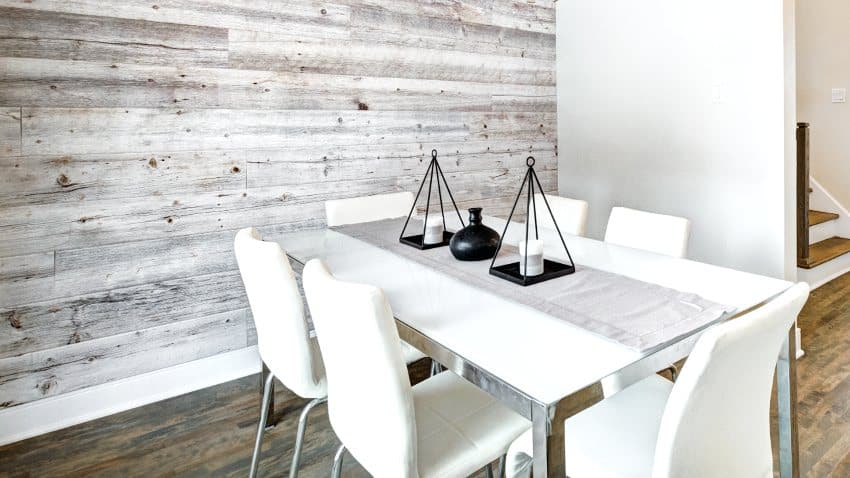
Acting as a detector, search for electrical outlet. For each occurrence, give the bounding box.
[832,88,846,103]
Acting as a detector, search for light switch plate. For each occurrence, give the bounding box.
[832,88,846,103]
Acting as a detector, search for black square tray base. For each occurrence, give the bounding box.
[489,259,575,286]
[400,231,454,250]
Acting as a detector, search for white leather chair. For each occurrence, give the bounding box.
[604,207,691,259]
[506,282,810,478]
[602,207,692,395]
[532,194,589,236]
[325,191,415,227]
[234,228,327,478]
[324,192,429,367]
[303,259,531,478]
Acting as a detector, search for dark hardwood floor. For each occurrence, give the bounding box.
[4,273,850,477]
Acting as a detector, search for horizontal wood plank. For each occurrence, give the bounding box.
[338,0,555,34]
[52,229,239,298]
[0,309,248,408]
[0,107,21,157]
[0,149,246,206]
[0,167,555,258]
[229,30,554,86]
[349,4,555,60]
[0,7,228,67]
[246,142,556,188]
[0,252,55,309]
[0,58,555,112]
[0,0,352,39]
[0,270,248,359]
[21,108,555,156]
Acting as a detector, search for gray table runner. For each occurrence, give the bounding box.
[332,218,733,352]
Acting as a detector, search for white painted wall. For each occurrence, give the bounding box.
[556,0,797,279]
[797,0,850,210]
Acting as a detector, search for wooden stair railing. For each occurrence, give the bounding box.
[796,123,850,269]
[797,122,810,264]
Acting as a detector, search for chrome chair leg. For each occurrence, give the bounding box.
[498,454,507,478]
[430,359,444,376]
[331,444,346,478]
[250,372,276,478]
[261,363,276,430]
[289,396,328,478]
[485,463,494,478]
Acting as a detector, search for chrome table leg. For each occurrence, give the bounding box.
[250,372,276,478]
[531,405,563,478]
[331,445,346,478]
[777,325,800,478]
[498,454,507,478]
[289,396,328,478]
[531,383,602,478]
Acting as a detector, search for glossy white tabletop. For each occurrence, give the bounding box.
[278,216,792,405]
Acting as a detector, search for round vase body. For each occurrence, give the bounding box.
[449,208,500,261]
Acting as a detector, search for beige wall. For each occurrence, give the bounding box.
[797,0,850,208]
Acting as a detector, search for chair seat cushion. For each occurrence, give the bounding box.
[413,372,530,478]
[401,341,427,364]
[507,374,673,478]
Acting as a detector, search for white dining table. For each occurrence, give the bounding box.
[277,215,799,478]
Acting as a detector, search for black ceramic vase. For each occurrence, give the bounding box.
[449,208,500,261]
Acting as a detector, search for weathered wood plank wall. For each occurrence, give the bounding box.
[0,0,557,409]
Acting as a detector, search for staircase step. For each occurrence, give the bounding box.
[810,210,840,227]
[799,237,850,269]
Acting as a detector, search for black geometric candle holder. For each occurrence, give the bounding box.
[399,149,466,250]
[489,157,576,286]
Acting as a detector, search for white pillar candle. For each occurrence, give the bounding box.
[423,214,444,245]
[518,239,544,276]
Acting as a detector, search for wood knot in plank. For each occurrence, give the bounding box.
[7,312,22,329]
[37,378,58,395]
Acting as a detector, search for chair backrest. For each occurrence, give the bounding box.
[325,191,415,227]
[532,194,588,236]
[652,283,810,478]
[233,228,326,399]
[604,207,690,258]
[303,259,418,477]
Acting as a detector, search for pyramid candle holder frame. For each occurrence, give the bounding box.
[399,149,466,250]
[489,156,576,286]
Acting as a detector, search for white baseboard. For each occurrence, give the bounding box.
[0,346,262,447]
